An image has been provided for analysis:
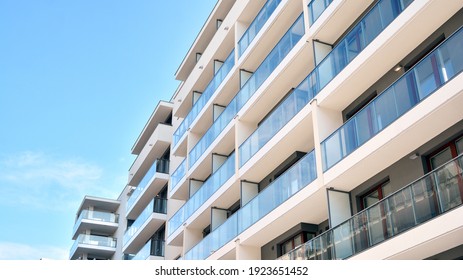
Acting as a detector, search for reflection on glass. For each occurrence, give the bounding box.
[70,234,116,259]
[127,159,169,212]
[173,50,235,148]
[304,0,413,105]
[189,15,305,168]
[124,197,167,246]
[73,210,118,237]
[238,0,282,57]
[167,153,235,237]
[322,25,463,171]
[184,150,317,259]
[308,0,334,25]
[132,239,165,260]
[170,159,186,194]
[279,154,463,260]
[239,77,312,166]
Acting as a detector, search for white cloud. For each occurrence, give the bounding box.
[0,242,69,260]
[0,151,124,260]
[0,151,119,211]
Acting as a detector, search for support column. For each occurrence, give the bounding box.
[310,99,343,180]
[302,0,311,31]
[88,206,94,219]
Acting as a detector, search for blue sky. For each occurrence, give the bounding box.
[0,0,216,260]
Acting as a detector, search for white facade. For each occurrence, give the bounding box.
[71,0,463,260]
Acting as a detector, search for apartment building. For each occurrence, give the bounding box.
[70,101,173,260]
[70,196,120,260]
[70,0,463,260]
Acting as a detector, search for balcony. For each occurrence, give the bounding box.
[184,150,316,260]
[128,123,172,186]
[303,0,414,102]
[132,239,165,260]
[322,25,463,171]
[308,0,333,26]
[126,159,169,219]
[238,0,282,57]
[69,234,116,260]
[72,210,118,240]
[169,158,187,197]
[188,14,305,170]
[173,50,235,149]
[123,197,167,254]
[175,0,235,82]
[131,101,173,153]
[168,153,235,238]
[280,154,463,260]
[239,76,314,167]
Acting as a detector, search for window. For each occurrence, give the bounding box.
[164,112,172,125]
[360,180,393,209]
[457,138,463,154]
[426,136,463,212]
[279,232,315,256]
[227,200,240,217]
[428,136,463,170]
[152,224,165,241]
[344,91,377,121]
[202,225,211,238]
[404,34,445,71]
[158,186,167,199]
[358,180,393,245]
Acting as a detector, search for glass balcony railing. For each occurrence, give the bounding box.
[189,14,305,169]
[239,76,314,167]
[170,159,186,195]
[184,150,317,260]
[322,25,463,171]
[308,0,333,26]
[280,154,463,260]
[124,197,167,246]
[70,234,116,258]
[238,0,282,57]
[73,210,118,236]
[127,159,169,213]
[168,153,235,237]
[132,239,165,260]
[173,50,235,148]
[304,0,413,100]
[185,211,239,261]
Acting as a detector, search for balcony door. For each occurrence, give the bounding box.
[428,137,463,212]
[360,181,393,245]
